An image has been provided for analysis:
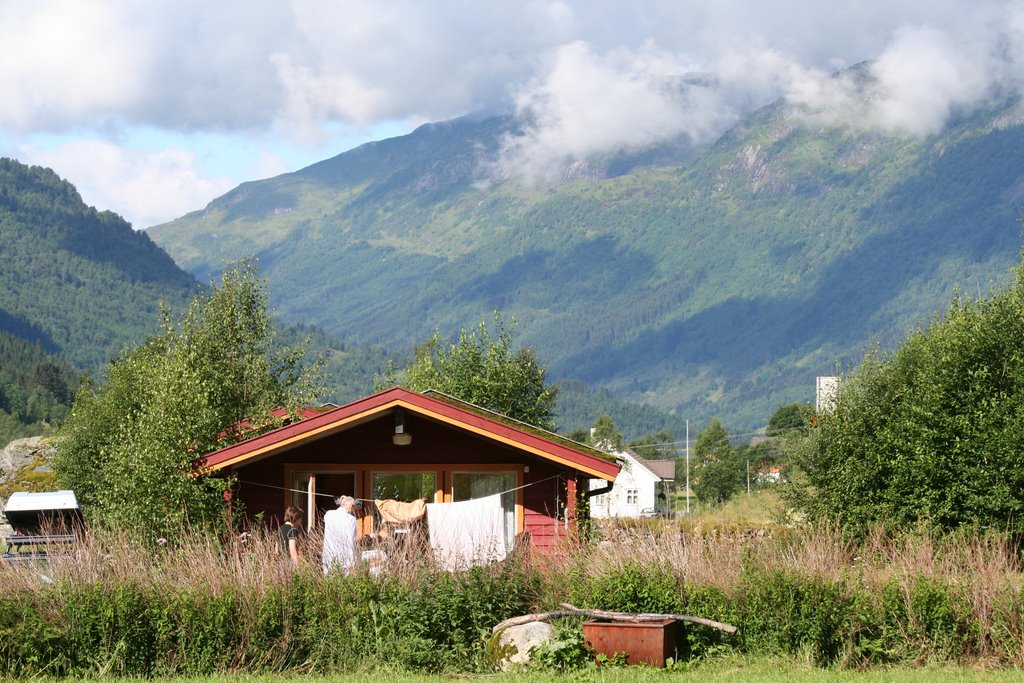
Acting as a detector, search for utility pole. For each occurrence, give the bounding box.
[685,419,690,515]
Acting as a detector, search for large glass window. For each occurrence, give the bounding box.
[372,471,436,502]
[452,471,516,550]
[289,472,311,514]
[290,471,355,529]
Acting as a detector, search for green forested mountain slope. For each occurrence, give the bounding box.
[0,159,199,371]
[0,158,496,442]
[554,380,679,441]
[0,332,78,445]
[0,159,420,441]
[148,95,1024,430]
[0,159,201,443]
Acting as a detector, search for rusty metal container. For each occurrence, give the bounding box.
[582,619,678,667]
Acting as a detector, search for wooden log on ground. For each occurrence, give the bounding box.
[492,610,581,632]
[492,604,737,634]
[559,603,737,634]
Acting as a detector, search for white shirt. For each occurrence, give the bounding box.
[322,508,357,574]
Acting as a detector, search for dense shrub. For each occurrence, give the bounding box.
[2,524,1024,675]
[739,570,852,664]
[62,581,157,675]
[790,261,1024,536]
[569,562,682,614]
[0,564,537,677]
[0,593,67,677]
[677,584,741,659]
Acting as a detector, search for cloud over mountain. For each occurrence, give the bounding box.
[1,0,1022,226]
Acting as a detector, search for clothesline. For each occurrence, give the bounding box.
[234,472,565,504]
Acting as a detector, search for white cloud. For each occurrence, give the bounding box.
[494,41,711,180]
[867,26,995,135]
[784,5,1024,136]
[491,2,1024,178]
[27,141,235,228]
[1,0,1023,220]
[1,0,1020,141]
[269,1,565,135]
[0,0,150,131]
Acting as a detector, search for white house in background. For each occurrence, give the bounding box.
[589,449,675,518]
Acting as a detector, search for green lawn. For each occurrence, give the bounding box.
[672,488,786,526]
[109,658,1023,683]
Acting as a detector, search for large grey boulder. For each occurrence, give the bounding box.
[489,620,556,671]
[0,436,52,475]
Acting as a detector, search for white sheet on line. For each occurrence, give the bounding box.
[426,493,507,571]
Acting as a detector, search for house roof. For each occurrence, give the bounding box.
[639,458,676,481]
[620,449,675,481]
[193,387,622,481]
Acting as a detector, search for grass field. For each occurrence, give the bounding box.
[116,658,1024,682]
[681,489,784,525]
[6,519,1024,677]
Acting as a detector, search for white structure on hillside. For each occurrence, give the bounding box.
[816,376,839,414]
[589,449,675,518]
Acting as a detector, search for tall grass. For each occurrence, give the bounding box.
[544,520,1024,667]
[1,521,1023,675]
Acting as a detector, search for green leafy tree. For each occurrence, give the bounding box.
[54,260,322,541]
[788,256,1024,535]
[692,419,741,505]
[693,458,743,506]
[380,313,557,430]
[590,414,623,452]
[694,418,731,462]
[766,402,814,436]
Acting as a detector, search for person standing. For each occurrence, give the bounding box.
[278,505,303,568]
[322,495,358,574]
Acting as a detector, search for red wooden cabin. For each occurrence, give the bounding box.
[194,387,620,551]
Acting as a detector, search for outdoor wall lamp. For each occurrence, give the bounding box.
[393,408,412,446]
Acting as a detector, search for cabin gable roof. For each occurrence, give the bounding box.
[194,387,621,481]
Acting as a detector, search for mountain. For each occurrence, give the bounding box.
[0,159,198,443]
[554,379,680,442]
[0,159,424,442]
[147,89,1024,431]
[0,159,200,371]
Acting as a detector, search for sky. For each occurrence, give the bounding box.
[1,1,1021,230]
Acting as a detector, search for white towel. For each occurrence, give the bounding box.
[426,493,506,571]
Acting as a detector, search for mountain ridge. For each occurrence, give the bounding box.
[0,158,199,370]
[147,91,1024,430]
[0,158,677,445]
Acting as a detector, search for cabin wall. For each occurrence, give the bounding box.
[232,458,285,524]
[522,461,570,549]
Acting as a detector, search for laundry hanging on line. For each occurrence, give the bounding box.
[374,498,427,524]
[426,493,506,571]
